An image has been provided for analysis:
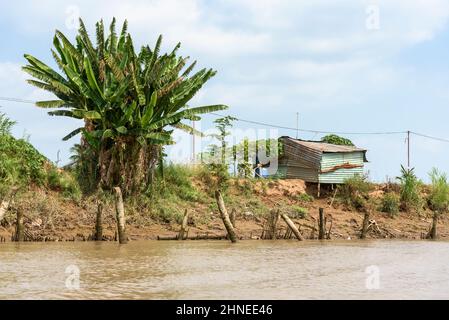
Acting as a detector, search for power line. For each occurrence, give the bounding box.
[410,131,449,144]
[2,96,449,143]
[0,97,35,104]
[210,112,407,135]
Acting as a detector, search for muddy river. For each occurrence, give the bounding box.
[0,240,448,299]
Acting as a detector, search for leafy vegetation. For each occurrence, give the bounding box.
[290,206,308,219]
[379,192,400,217]
[397,165,422,212]
[0,112,80,200]
[338,174,372,210]
[23,17,226,195]
[321,134,354,146]
[0,131,47,195]
[297,193,314,203]
[427,168,449,214]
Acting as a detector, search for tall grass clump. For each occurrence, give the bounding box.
[338,174,372,210]
[428,168,449,213]
[145,163,204,223]
[427,168,449,239]
[397,165,422,212]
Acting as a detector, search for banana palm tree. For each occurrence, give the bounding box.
[23,18,227,195]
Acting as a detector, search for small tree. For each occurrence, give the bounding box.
[427,168,449,239]
[397,165,422,213]
[0,111,16,136]
[212,116,236,165]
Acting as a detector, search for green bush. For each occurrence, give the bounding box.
[46,167,81,200]
[428,168,449,213]
[338,174,372,210]
[380,192,400,217]
[321,134,354,146]
[397,165,422,212]
[0,112,15,135]
[291,206,308,219]
[297,193,314,203]
[196,163,230,192]
[0,133,47,191]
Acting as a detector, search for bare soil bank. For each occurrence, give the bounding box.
[1,179,447,242]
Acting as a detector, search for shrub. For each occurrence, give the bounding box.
[397,165,422,212]
[321,134,354,146]
[291,206,308,219]
[0,133,47,191]
[338,174,372,210]
[197,163,230,192]
[0,112,15,135]
[46,167,81,200]
[428,168,449,213]
[297,193,314,203]
[380,193,400,217]
[151,163,200,202]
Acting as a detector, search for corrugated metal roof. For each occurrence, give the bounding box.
[281,136,367,153]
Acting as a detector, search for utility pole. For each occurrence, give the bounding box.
[407,130,410,168]
[296,112,299,139]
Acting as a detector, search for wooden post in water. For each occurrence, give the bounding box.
[229,208,236,228]
[214,191,238,243]
[113,187,128,244]
[318,208,326,240]
[428,212,439,240]
[178,209,190,240]
[267,209,280,239]
[360,211,370,239]
[0,200,10,223]
[15,211,24,242]
[0,187,18,223]
[280,213,304,241]
[95,202,103,241]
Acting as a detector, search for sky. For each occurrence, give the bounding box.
[1,0,449,182]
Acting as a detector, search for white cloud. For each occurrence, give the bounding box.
[2,0,449,173]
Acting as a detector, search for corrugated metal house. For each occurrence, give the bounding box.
[275,136,368,185]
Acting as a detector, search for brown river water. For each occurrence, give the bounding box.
[0,240,449,299]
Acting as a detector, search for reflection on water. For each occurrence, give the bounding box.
[0,240,449,299]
